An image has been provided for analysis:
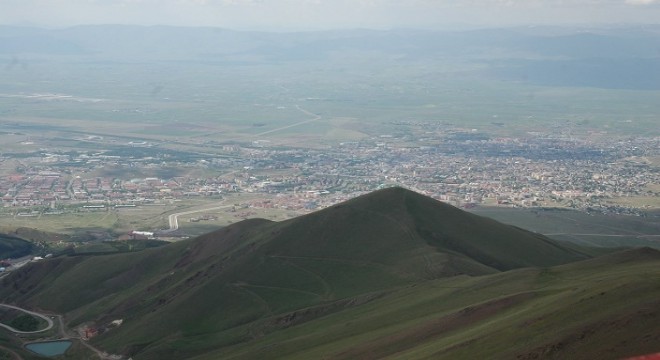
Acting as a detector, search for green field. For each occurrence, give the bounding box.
[471,207,660,248]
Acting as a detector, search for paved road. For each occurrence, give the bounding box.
[165,204,232,232]
[8,256,32,269]
[188,104,320,141]
[0,304,54,334]
[254,105,321,137]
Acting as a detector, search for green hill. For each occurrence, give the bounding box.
[0,234,34,259]
[194,247,660,360]
[0,187,657,359]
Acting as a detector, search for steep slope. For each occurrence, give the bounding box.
[0,187,591,359]
[291,187,589,270]
[193,247,660,360]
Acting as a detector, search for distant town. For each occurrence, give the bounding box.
[1,123,658,226]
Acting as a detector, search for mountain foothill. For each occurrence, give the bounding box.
[1,187,658,359]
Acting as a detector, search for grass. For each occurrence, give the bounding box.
[0,308,48,332]
[282,258,408,299]
[0,194,304,239]
[238,285,323,314]
[606,196,660,208]
[237,257,329,297]
[2,212,122,237]
[470,206,660,249]
[0,187,607,360]
[190,252,660,360]
[71,240,168,254]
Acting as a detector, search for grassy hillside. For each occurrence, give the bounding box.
[471,207,660,249]
[0,188,653,359]
[0,227,68,244]
[0,234,34,259]
[67,240,169,255]
[190,247,660,360]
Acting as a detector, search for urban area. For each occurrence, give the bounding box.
[2,122,657,222]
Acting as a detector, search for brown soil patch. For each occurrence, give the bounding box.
[333,291,535,360]
[517,300,660,360]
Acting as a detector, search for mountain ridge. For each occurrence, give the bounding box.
[0,187,657,359]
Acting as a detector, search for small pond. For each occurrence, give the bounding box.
[25,340,72,357]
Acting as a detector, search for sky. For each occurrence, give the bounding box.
[1,0,660,30]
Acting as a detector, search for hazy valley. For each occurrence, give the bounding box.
[0,24,659,359]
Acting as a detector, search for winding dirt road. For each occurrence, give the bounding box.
[0,304,116,359]
[0,304,53,334]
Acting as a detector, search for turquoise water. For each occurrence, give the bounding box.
[25,340,72,356]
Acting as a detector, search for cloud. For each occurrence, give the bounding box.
[1,0,660,29]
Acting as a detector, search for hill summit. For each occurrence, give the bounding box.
[262,186,590,275]
[7,187,654,360]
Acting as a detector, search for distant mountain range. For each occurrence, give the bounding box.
[1,187,659,359]
[3,24,660,90]
[2,24,660,60]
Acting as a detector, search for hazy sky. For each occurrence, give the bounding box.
[2,0,660,30]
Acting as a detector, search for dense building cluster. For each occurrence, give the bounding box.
[1,130,658,216]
